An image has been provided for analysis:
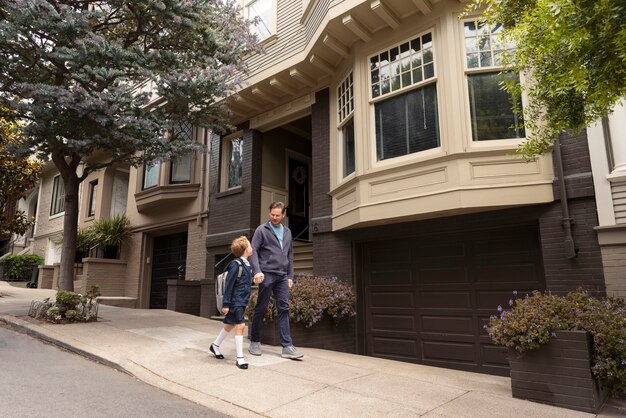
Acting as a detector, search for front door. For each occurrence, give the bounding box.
[287,157,310,241]
[150,232,187,309]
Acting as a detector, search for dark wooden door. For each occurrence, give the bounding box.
[150,232,187,309]
[360,224,545,375]
[287,157,310,241]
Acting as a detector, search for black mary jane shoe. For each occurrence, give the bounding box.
[236,358,248,369]
[210,344,224,359]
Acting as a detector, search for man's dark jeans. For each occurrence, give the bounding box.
[249,272,292,347]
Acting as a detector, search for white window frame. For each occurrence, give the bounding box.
[244,0,276,42]
[220,132,244,191]
[87,179,98,217]
[50,175,65,217]
[462,18,526,144]
[368,30,441,164]
[337,72,356,179]
[142,162,160,190]
[169,122,195,184]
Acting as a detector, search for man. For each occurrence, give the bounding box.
[248,201,303,359]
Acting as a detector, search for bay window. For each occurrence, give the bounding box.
[370,32,440,161]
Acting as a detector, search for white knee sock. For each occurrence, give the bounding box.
[235,336,246,364]
[212,328,230,355]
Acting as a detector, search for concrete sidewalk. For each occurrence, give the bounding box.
[0,281,624,417]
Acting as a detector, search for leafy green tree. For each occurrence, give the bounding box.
[464,0,626,158]
[0,0,258,290]
[0,115,41,239]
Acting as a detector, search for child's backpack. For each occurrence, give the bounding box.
[215,258,243,314]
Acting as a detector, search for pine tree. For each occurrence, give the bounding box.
[0,0,258,290]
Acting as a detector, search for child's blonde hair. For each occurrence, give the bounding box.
[230,236,250,257]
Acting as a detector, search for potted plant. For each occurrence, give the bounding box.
[246,275,357,352]
[85,215,131,259]
[487,290,626,413]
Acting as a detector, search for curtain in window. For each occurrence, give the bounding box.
[228,138,243,188]
[171,154,192,183]
[375,84,440,161]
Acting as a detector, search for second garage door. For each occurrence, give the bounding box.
[359,224,545,376]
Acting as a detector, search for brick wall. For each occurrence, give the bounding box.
[185,219,207,281]
[206,127,261,253]
[310,89,332,234]
[124,232,143,299]
[77,258,128,295]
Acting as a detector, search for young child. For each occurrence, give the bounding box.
[210,236,253,369]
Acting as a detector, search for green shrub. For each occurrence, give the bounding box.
[487,290,626,396]
[246,275,356,328]
[2,254,44,280]
[29,285,101,323]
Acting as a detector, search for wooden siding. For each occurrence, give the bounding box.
[612,181,626,223]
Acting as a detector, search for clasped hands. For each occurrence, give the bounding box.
[253,273,293,288]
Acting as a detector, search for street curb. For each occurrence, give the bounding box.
[0,314,132,376]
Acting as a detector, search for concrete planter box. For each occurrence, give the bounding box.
[248,316,356,353]
[508,330,608,413]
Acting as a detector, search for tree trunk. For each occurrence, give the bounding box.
[52,150,82,292]
[58,175,80,291]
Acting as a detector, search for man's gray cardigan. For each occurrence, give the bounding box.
[249,221,294,278]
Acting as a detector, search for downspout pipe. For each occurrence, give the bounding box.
[553,137,577,259]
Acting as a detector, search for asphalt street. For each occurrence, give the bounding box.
[0,324,222,418]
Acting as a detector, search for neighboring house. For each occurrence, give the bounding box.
[193,0,606,376]
[587,101,626,300]
[30,123,210,313]
[31,161,69,268]
[123,122,210,311]
[0,187,38,257]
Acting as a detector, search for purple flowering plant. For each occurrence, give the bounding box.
[246,275,356,328]
[487,290,626,395]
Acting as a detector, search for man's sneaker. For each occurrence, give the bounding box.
[281,345,303,359]
[249,341,262,356]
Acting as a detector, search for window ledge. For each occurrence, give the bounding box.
[216,186,244,199]
[134,183,200,212]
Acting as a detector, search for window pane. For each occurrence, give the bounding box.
[171,154,192,183]
[468,72,525,141]
[343,120,355,177]
[370,32,434,99]
[143,163,159,189]
[375,84,440,161]
[50,176,65,215]
[464,20,515,70]
[248,0,273,41]
[88,180,98,217]
[228,138,243,189]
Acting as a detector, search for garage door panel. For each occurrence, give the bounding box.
[369,269,412,285]
[371,336,418,358]
[419,267,470,284]
[371,313,416,332]
[370,291,414,308]
[421,315,474,335]
[475,291,518,310]
[362,223,545,375]
[472,234,536,257]
[422,340,477,363]
[420,291,472,309]
[475,265,540,283]
[415,241,467,258]
[367,247,411,264]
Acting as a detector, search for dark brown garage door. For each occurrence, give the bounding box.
[360,224,545,376]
